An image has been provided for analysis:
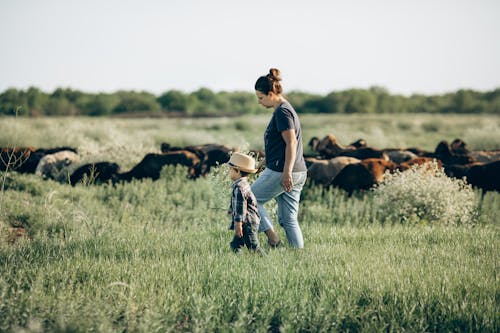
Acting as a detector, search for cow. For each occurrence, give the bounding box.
[433,141,475,165]
[309,134,347,157]
[36,146,78,155]
[469,150,500,163]
[384,150,418,164]
[309,135,367,154]
[309,135,386,160]
[161,143,233,176]
[448,136,500,163]
[331,158,398,195]
[35,150,80,182]
[307,156,361,186]
[445,160,500,192]
[406,147,433,156]
[117,150,200,182]
[398,157,442,171]
[308,137,320,152]
[450,138,470,155]
[349,139,367,149]
[69,162,120,186]
[339,147,389,160]
[1,147,39,173]
[1,146,78,174]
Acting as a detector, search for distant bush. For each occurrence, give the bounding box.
[112,91,161,114]
[373,161,476,225]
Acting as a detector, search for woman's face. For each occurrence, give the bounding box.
[255,91,274,109]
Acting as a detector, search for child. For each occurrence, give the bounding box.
[227,152,262,253]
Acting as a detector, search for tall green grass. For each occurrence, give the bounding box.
[0,114,499,332]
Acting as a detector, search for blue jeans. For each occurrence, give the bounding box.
[251,168,307,248]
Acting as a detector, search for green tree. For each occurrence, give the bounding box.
[0,88,28,115]
[287,91,323,113]
[79,93,120,116]
[158,90,188,112]
[26,86,48,116]
[484,88,500,114]
[189,88,217,114]
[344,89,376,113]
[113,91,161,114]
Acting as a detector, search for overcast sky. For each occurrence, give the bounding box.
[1,0,499,96]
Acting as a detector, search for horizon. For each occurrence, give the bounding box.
[1,84,499,98]
[1,0,499,96]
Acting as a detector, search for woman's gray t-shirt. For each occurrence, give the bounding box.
[264,101,307,173]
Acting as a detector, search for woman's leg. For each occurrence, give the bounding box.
[251,168,285,245]
[276,172,307,248]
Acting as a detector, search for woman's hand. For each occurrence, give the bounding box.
[282,172,293,192]
[234,222,243,238]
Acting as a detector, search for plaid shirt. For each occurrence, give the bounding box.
[228,177,260,230]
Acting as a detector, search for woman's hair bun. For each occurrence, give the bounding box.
[268,68,282,81]
[255,68,283,94]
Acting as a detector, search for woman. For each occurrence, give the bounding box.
[251,68,308,248]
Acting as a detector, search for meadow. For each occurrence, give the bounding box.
[0,113,499,332]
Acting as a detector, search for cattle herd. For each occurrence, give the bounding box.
[1,135,499,194]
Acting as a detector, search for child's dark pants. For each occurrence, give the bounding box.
[230,223,260,253]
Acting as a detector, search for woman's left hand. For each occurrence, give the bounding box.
[282,173,294,192]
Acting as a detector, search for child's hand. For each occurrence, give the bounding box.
[234,222,243,238]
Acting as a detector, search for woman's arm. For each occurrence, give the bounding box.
[281,129,297,192]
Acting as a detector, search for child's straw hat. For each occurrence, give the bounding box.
[227,152,258,173]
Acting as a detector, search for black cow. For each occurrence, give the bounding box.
[445,161,500,192]
[161,143,232,176]
[434,141,475,165]
[69,162,120,186]
[117,150,200,182]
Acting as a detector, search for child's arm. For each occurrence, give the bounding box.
[234,222,243,237]
[232,187,246,238]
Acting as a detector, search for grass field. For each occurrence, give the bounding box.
[0,114,499,332]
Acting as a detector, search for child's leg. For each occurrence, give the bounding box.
[230,235,244,253]
[242,223,260,251]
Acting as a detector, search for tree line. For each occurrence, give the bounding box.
[0,86,498,116]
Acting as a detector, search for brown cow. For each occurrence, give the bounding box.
[117,150,200,182]
[309,134,350,157]
[331,158,398,195]
[398,157,443,171]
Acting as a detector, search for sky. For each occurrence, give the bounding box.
[1,0,499,96]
